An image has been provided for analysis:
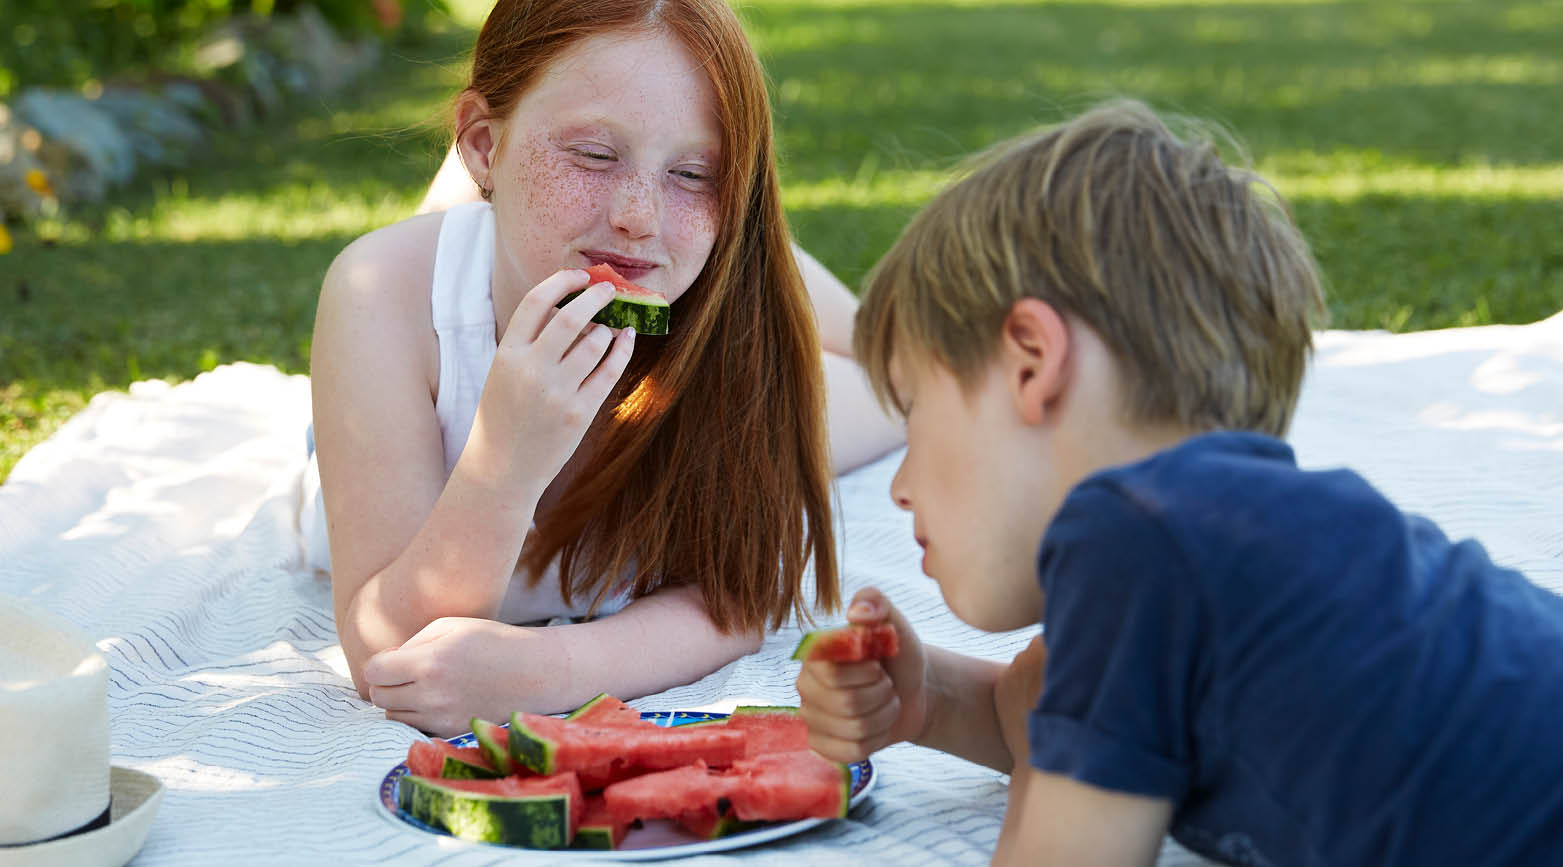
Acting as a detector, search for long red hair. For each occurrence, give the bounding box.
[460,0,838,631]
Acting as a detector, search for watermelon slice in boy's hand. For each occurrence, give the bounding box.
[790,622,900,663]
[557,263,670,335]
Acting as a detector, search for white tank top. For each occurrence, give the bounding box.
[303,202,629,624]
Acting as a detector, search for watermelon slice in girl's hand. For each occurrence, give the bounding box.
[790,622,900,663]
[558,263,670,335]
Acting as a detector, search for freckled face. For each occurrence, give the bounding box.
[485,30,722,307]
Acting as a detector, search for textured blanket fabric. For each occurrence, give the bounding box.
[1,313,1558,865]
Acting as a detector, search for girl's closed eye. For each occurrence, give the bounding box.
[570,144,618,164]
[670,164,714,191]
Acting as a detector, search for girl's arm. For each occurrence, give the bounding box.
[360,583,762,735]
[312,223,633,698]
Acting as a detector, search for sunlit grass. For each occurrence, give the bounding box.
[4,0,1563,480]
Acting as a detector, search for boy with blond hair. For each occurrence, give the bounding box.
[797,100,1563,865]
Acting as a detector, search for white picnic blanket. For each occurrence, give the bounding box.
[2,312,1559,866]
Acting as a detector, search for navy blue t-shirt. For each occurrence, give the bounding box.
[1028,431,1563,866]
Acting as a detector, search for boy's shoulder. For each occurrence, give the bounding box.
[1041,430,1410,603]
[1073,430,1395,536]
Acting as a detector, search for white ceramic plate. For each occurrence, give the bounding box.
[377,710,876,859]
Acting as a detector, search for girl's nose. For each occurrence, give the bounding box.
[610,171,660,239]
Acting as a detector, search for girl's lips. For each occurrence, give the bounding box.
[583,250,658,281]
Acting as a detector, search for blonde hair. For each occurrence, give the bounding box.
[855,99,1327,437]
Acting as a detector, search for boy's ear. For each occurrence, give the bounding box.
[999,298,1070,426]
[454,90,499,194]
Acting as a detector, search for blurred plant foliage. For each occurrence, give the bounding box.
[0,0,450,99]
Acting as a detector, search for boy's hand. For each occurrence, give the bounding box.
[993,633,1046,772]
[796,587,928,763]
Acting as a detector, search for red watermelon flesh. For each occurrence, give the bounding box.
[724,708,810,758]
[584,263,665,302]
[603,750,849,825]
[726,751,850,821]
[509,711,746,776]
[406,739,496,779]
[576,795,633,849]
[792,622,900,662]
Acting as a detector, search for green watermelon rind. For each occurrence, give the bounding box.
[677,810,762,841]
[470,718,515,776]
[826,760,854,818]
[789,623,897,662]
[789,628,828,661]
[507,712,559,776]
[730,705,799,717]
[440,753,502,780]
[557,290,670,336]
[569,824,623,850]
[564,693,615,722]
[397,775,573,849]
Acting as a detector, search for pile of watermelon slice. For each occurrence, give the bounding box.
[396,621,898,851]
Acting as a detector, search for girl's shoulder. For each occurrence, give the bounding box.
[323,212,444,312]
[315,212,447,393]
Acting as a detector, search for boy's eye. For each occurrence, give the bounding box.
[573,147,616,162]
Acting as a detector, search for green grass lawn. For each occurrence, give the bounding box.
[3,0,1561,480]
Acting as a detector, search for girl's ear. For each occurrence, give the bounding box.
[999,298,1070,426]
[454,90,499,196]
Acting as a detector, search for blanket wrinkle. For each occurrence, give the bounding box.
[2,321,1560,865]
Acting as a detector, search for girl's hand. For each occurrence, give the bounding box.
[472,270,636,496]
[362,617,570,736]
[795,587,929,763]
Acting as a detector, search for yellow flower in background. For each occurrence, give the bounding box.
[0,223,12,255]
[24,169,54,198]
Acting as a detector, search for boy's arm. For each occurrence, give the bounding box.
[916,646,1017,773]
[994,768,1173,867]
[798,588,1017,773]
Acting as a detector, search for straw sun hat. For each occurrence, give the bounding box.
[0,598,162,866]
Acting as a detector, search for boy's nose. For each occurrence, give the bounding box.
[889,461,912,511]
[610,172,660,239]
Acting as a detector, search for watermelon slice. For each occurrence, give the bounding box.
[471,717,518,776]
[558,263,670,335]
[398,771,584,849]
[603,750,851,825]
[570,794,634,850]
[565,693,651,727]
[406,738,501,780]
[791,622,900,662]
[507,711,746,777]
[723,706,810,758]
[676,807,761,840]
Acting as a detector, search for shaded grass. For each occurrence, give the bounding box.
[4,0,1563,480]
